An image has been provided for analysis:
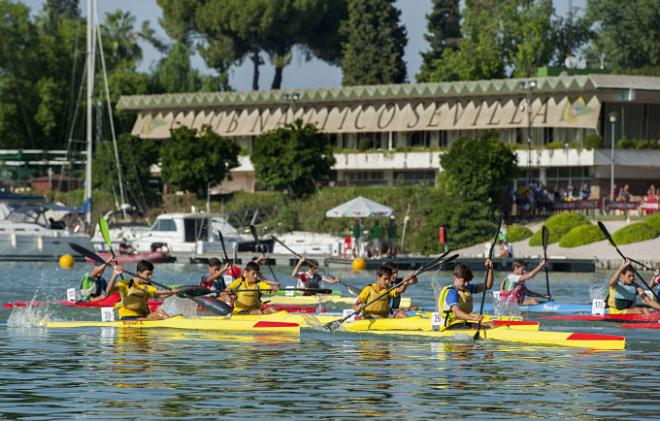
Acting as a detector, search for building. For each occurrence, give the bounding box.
[117,74,660,198]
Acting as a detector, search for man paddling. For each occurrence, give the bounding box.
[79,263,109,302]
[225,261,280,315]
[437,260,495,329]
[352,265,417,319]
[291,257,338,295]
[499,259,550,306]
[106,260,174,320]
[607,260,660,314]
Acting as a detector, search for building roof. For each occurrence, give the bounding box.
[117,74,660,112]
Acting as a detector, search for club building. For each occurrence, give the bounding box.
[117,74,660,199]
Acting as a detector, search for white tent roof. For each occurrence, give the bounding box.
[325,196,394,218]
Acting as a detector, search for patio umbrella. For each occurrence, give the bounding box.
[325,196,394,218]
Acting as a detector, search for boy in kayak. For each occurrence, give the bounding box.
[225,261,280,315]
[437,260,495,329]
[106,260,175,320]
[291,257,338,295]
[79,263,109,302]
[352,265,417,319]
[607,260,660,314]
[499,259,550,305]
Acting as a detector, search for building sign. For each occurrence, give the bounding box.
[132,96,601,139]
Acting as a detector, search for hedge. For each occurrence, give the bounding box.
[529,213,589,246]
[558,224,606,248]
[506,224,533,242]
[645,213,660,233]
[611,222,659,245]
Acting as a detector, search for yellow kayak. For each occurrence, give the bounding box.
[264,294,411,307]
[344,327,625,350]
[45,315,300,334]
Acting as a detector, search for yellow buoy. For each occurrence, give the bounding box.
[59,253,74,270]
[352,257,366,272]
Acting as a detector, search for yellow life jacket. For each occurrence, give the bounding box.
[116,279,154,318]
[359,283,392,318]
[231,277,266,313]
[437,285,473,327]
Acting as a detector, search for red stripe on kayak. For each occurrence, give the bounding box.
[253,321,299,328]
[493,320,538,326]
[567,333,624,341]
[620,323,660,329]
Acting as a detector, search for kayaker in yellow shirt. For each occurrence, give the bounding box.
[352,265,417,319]
[225,261,280,315]
[437,260,495,329]
[106,260,175,320]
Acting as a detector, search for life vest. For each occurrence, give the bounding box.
[230,277,265,313]
[119,279,151,316]
[607,281,637,312]
[359,283,392,318]
[437,285,473,327]
[499,274,527,305]
[296,272,322,295]
[79,274,106,301]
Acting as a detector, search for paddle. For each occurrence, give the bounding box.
[323,252,458,332]
[271,234,359,296]
[250,225,280,283]
[69,243,232,315]
[232,288,333,294]
[98,216,130,287]
[217,230,237,284]
[598,221,660,301]
[542,225,551,299]
[474,209,503,340]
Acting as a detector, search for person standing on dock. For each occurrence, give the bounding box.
[499,260,549,306]
[350,220,363,257]
[225,261,279,315]
[607,260,660,314]
[352,265,417,319]
[291,257,338,295]
[437,260,495,329]
[386,216,398,258]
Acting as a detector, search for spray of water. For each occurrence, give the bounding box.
[7,305,51,328]
[589,285,607,301]
[158,295,199,318]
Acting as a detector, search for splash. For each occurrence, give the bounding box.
[158,295,199,318]
[589,285,607,301]
[7,304,51,328]
[493,295,521,317]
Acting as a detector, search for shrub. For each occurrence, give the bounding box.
[529,213,589,246]
[617,138,637,149]
[358,138,372,151]
[558,223,606,248]
[545,141,563,149]
[506,224,533,242]
[611,222,659,245]
[646,213,660,233]
[583,133,603,150]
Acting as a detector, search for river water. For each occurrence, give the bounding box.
[1,262,658,419]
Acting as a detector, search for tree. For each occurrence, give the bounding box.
[160,126,240,198]
[438,131,519,206]
[150,42,204,93]
[584,0,660,72]
[341,0,407,85]
[44,0,79,19]
[549,12,592,68]
[251,120,335,198]
[417,0,461,82]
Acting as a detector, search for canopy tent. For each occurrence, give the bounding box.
[325,196,394,218]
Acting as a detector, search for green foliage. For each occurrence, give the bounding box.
[545,141,563,149]
[507,224,533,242]
[611,222,659,245]
[160,126,240,198]
[341,0,407,85]
[251,120,335,198]
[437,131,519,206]
[417,0,461,82]
[585,0,660,71]
[558,224,605,248]
[617,138,660,149]
[644,213,660,234]
[529,213,589,246]
[149,42,204,93]
[584,133,603,150]
[358,138,371,152]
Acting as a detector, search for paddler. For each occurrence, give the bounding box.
[291,257,338,295]
[499,259,550,305]
[352,265,417,319]
[105,260,174,320]
[607,260,660,314]
[79,263,109,302]
[437,260,495,329]
[225,261,280,315]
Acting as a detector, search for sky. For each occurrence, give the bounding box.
[21,0,587,92]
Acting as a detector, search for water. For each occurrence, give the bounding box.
[1,262,659,419]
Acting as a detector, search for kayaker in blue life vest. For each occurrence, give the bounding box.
[607,260,660,314]
[437,260,495,329]
[79,264,109,302]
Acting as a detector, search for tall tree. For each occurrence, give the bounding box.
[251,120,335,198]
[341,0,407,86]
[150,42,204,93]
[44,0,79,19]
[584,0,660,73]
[417,0,461,82]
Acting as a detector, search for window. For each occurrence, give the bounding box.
[153,219,176,232]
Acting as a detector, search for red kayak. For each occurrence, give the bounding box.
[4,294,162,312]
[620,323,660,329]
[85,250,170,265]
[541,313,660,323]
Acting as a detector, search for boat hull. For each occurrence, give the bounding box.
[541,313,660,323]
[265,294,411,307]
[620,323,660,329]
[484,301,593,314]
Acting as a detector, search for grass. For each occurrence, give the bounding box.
[558,223,606,248]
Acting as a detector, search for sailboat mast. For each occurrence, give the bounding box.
[84,0,94,225]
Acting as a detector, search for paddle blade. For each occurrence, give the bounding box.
[217,230,230,261]
[176,285,213,297]
[250,225,259,242]
[98,216,114,254]
[193,296,231,315]
[69,242,105,265]
[598,221,614,244]
[340,281,359,296]
[542,226,549,251]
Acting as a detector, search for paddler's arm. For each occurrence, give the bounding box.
[450,305,483,323]
[395,272,417,294]
[105,266,124,294]
[322,275,339,284]
[609,259,631,287]
[519,259,546,282]
[291,257,305,278]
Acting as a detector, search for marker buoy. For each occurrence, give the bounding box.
[59,253,74,270]
[352,257,366,272]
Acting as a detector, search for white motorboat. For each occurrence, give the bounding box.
[270,231,343,256]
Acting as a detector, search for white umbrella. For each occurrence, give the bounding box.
[325,196,394,218]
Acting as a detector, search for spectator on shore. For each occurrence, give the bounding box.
[498,222,508,243]
[611,184,619,201]
[370,220,384,258]
[497,240,512,258]
[580,183,591,200]
[350,220,362,257]
[386,216,398,257]
[617,184,630,202]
